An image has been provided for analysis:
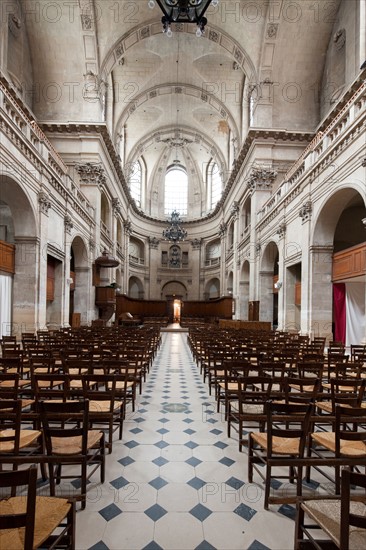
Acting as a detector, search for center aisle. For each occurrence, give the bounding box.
[76,331,295,550]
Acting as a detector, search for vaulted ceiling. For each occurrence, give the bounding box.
[20,0,341,214]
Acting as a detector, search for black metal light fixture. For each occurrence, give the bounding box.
[148,0,218,37]
[163,210,187,242]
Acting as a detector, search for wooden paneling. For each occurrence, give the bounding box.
[248,301,260,321]
[0,241,15,274]
[295,282,301,305]
[219,320,272,332]
[71,313,81,327]
[116,295,233,320]
[95,287,116,306]
[47,257,55,302]
[332,242,366,281]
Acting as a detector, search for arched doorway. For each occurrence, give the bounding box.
[260,242,279,326]
[161,281,187,324]
[0,176,37,336]
[239,261,250,320]
[69,237,89,326]
[312,188,366,343]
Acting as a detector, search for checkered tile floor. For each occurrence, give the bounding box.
[71,331,314,549]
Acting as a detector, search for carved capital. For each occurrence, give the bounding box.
[124,219,132,235]
[89,238,96,251]
[191,238,202,250]
[219,220,227,237]
[112,198,122,216]
[277,222,287,239]
[148,236,160,249]
[230,201,240,220]
[38,192,51,215]
[247,166,277,191]
[76,163,106,186]
[64,215,73,234]
[299,200,312,223]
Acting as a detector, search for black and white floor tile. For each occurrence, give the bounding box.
[69,330,325,550]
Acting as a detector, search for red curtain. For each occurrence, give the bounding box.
[333,283,346,344]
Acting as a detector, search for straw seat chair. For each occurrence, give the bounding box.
[307,404,366,495]
[248,400,313,509]
[81,374,124,453]
[39,399,105,509]
[0,466,75,550]
[228,375,273,451]
[0,400,43,465]
[295,467,366,550]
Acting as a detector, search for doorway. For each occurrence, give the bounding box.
[173,299,182,323]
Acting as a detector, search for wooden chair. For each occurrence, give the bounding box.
[81,374,124,453]
[39,399,105,509]
[295,467,366,550]
[307,404,366,495]
[216,359,251,415]
[0,466,75,550]
[0,400,43,472]
[248,400,313,509]
[228,375,273,451]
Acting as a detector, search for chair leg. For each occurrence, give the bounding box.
[48,463,56,496]
[81,461,87,510]
[100,436,105,484]
[294,502,305,550]
[297,466,303,498]
[264,463,271,510]
[248,434,254,482]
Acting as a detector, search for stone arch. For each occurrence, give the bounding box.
[70,236,89,326]
[0,174,38,336]
[100,22,257,90]
[114,83,240,147]
[204,278,220,300]
[161,280,187,300]
[310,187,366,341]
[259,241,279,325]
[239,260,250,320]
[128,276,144,299]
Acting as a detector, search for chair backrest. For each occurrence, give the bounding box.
[0,466,37,550]
[32,373,71,403]
[340,467,366,550]
[335,405,366,455]
[283,376,321,403]
[330,378,366,409]
[0,373,19,400]
[0,400,22,454]
[39,399,90,455]
[266,401,313,457]
[237,375,273,409]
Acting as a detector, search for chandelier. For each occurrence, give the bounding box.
[148,0,218,37]
[162,210,187,242]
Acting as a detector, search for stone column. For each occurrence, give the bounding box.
[309,244,334,341]
[123,219,132,294]
[37,192,52,329]
[230,202,240,316]
[148,237,160,299]
[219,221,227,295]
[190,238,202,300]
[13,236,40,336]
[276,222,286,331]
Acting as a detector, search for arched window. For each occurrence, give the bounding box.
[128,161,142,207]
[209,162,222,210]
[164,166,188,216]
